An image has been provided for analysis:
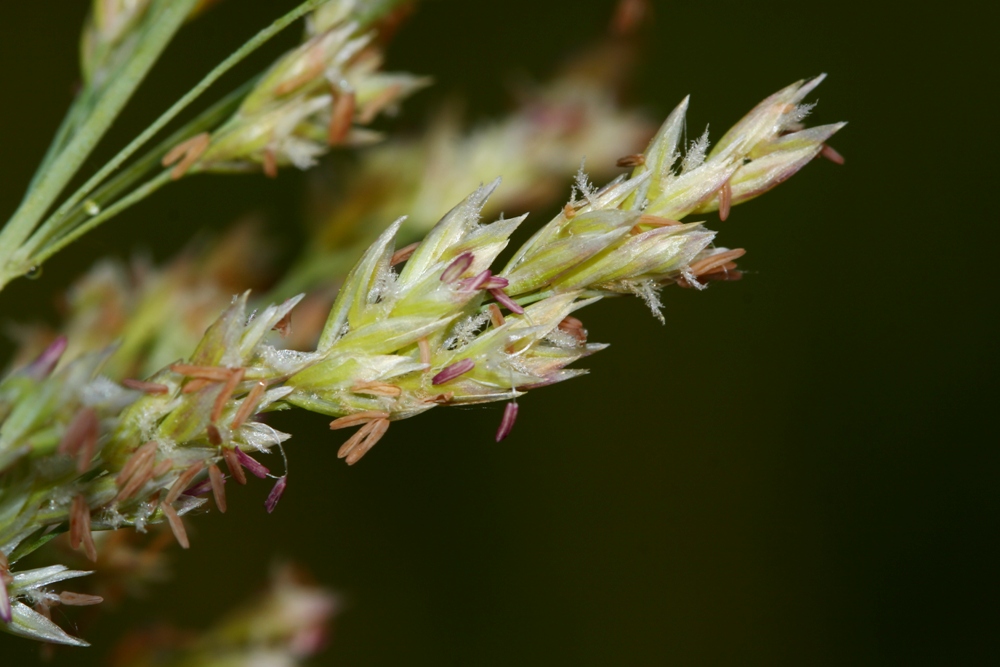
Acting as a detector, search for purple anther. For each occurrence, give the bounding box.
[459,270,492,292]
[265,476,287,514]
[441,252,474,282]
[234,446,270,479]
[482,275,509,290]
[489,288,525,315]
[25,336,68,379]
[431,358,475,385]
[495,402,519,442]
[183,478,216,497]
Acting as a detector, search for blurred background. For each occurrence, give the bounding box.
[0,0,995,664]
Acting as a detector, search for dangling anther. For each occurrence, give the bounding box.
[262,146,278,179]
[160,502,189,549]
[820,144,845,165]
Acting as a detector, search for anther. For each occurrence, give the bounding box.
[272,312,292,337]
[432,358,475,385]
[122,378,169,394]
[160,503,189,549]
[207,424,223,445]
[231,381,267,430]
[330,410,391,430]
[441,252,474,282]
[351,381,402,397]
[489,288,525,315]
[208,464,226,514]
[495,402,519,442]
[820,144,845,165]
[58,592,103,606]
[165,462,204,505]
[339,419,391,465]
[718,179,733,221]
[161,133,210,180]
[234,447,270,479]
[211,367,246,423]
[328,90,356,145]
[222,448,247,486]
[265,476,287,513]
[391,242,420,266]
[616,153,646,168]
[688,248,746,277]
[263,146,278,179]
[488,303,505,328]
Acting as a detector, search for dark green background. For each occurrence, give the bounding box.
[1,1,995,665]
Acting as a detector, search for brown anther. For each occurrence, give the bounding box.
[122,378,170,394]
[211,367,246,423]
[160,503,189,549]
[272,312,293,338]
[488,303,505,328]
[116,455,155,502]
[328,89,357,145]
[263,147,278,178]
[207,424,223,446]
[116,441,157,485]
[357,84,402,124]
[339,418,390,465]
[688,248,746,277]
[330,410,391,430]
[616,153,646,168]
[351,381,402,398]
[152,458,174,478]
[425,392,454,405]
[274,50,326,96]
[182,378,215,394]
[718,179,733,221]
[418,337,431,365]
[222,448,247,485]
[58,592,103,606]
[58,407,99,473]
[165,462,204,505]
[820,144,845,165]
[563,203,577,219]
[231,381,267,430]
[170,364,233,381]
[632,215,683,235]
[391,242,420,266]
[208,464,226,514]
[115,441,158,501]
[161,132,210,180]
[558,316,588,343]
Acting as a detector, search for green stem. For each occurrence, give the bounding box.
[31,171,174,268]
[25,90,94,195]
[23,82,253,261]
[0,0,199,275]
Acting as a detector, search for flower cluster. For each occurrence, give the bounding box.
[167,0,428,178]
[0,73,842,646]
